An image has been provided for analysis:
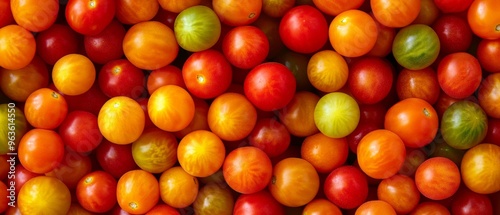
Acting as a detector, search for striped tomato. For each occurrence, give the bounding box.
[392,24,440,70]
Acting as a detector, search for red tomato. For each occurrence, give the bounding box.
[95,139,139,179]
[212,0,262,26]
[10,0,58,32]
[0,0,14,28]
[434,0,474,13]
[177,130,226,177]
[396,67,441,105]
[65,0,116,35]
[355,200,397,215]
[346,121,380,154]
[432,14,473,54]
[222,25,269,69]
[58,110,102,153]
[24,88,68,129]
[84,19,126,65]
[451,187,493,215]
[116,0,159,25]
[98,96,145,145]
[415,157,461,200]
[159,166,199,208]
[148,85,195,132]
[478,73,500,119]
[52,54,96,96]
[98,59,146,99]
[484,118,500,146]
[348,56,394,104]
[437,52,482,99]
[301,133,349,173]
[6,164,41,198]
[248,118,290,158]
[377,174,421,214]
[147,65,185,95]
[116,170,160,214]
[329,10,378,57]
[46,151,92,189]
[64,82,109,116]
[146,203,180,215]
[18,176,71,215]
[36,24,80,65]
[76,171,117,213]
[324,165,369,209]
[371,0,421,27]
[467,0,500,39]
[0,24,36,70]
[233,190,285,215]
[279,5,328,54]
[0,55,49,102]
[477,38,500,73]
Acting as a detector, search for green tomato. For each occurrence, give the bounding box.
[314,92,360,138]
[441,100,488,150]
[0,103,28,155]
[174,5,221,52]
[392,24,440,70]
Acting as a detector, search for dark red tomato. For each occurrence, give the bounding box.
[84,19,126,64]
[65,0,116,35]
[244,62,296,111]
[484,118,500,146]
[476,38,500,73]
[98,59,146,99]
[359,103,388,128]
[324,165,369,209]
[233,190,285,215]
[348,56,394,104]
[35,24,81,65]
[182,49,232,99]
[64,82,109,116]
[432,14,473,54]
[451,187,493,215]
[437,52,482,99]
[147,65,185,95]
[222,25,269,69]
[58,110,103,153]
[279,5,328,54]
[6,164,41,197]
[248,118,290,158]
[77,170,117,213]
[152,8,177,30]
[95,139,138,179]
[433,0,474,13]
[0,0,14,27]
[46,150,92,190]
[396,67,441,105]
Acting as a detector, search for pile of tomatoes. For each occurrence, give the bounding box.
[1,0,499,214]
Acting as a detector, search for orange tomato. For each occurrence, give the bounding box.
[313,0,364,16]
[355,200,397,215]
[377,174,421,214]
[0,55,49,102]
[148,85,195,132]
[329,10,378,57]
[116,0,159,24]
[303,198,342,215]
[212,0,262,26]
[18,129,65,174]
[278,91,319,137]
[18,176,71,215]
[409,201,451,215]
[24,88,68,129]
[10,0,58,32]
[371,0,421,28]
[177,130,226,177]
[159,166,199,208]
[0,24,36,70]
[461,143,500,194]
[98,96,145,145]
[123,21,178,70]
[468,0,500,40]
[478,73,500,119]
[116,170,160,214]
[301,133,349,174]
[367,13,397,57]
[52,54,96,96]
[307,50,349,93]
[157,0,202,13]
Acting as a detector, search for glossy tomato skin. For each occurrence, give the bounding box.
[65,0,116,36]
[307,50,349,93]
[476,38,500,73]
[432,14,473,55]
[84,19,126,65]
[10,0,59,32]
[396,67,441,105]
[278,91,319,137]
[36,24,81,65]
[212,0,262,26]
[451,187,493,215]
[324,165,369,209]
[18,176,72,215]
[98,59,146,99]
[478,73,500,119]
[76,171,117,213]
[52,53,96,96]
[461,143,500,194]
[192,183,234,215]
[131,128,178,174]
[348,56,394,104]
[98,96,145,145]
[409,201,451,215]
[159,166,199,208]
[0,1,14,28]
[467,0,500,40]
[6,164,41,197]
[58,110,102,153]
[314,92,360,138]
[24,88,68,129]
[147,65,185,95]
[393,24,440,70]
[301,133,349,174]
[355,200,397,215]
[371,0,420,27]
[248,118,290,158]
[95,139,139,179]
[116,170,160,214]
[116,0,159,25]
[0,24,37,70]
[279,5,328,54]
[222,25,269,69]
[174,5,221,52]
[377,174,421,214]
[233,190,285,215]
[484,118,500,146]
[148,85,195,132]
[45,151,92,190]
[434,0,473,13]
[415,157,461,200]
[437,52,482,99]
[18,129,65,174]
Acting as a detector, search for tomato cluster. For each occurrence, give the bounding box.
[0,0,500,214]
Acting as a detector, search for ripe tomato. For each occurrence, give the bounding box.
[123,21,178,70]
[484,118,500,146]
[147,65,185,95]
[0,55,49,102]
[174,97,210,139]
[98,96,145,145]
[146,203,180,215]
[412,0,440,25]
[355,200,397,215]
[212,0,262,26]
[279,5,328,54]
[478,73,500,118]
[117,170,160,214]
[18,176,71,215]
[0,0,14,28]
[158,0,201,13]
[324,165,369,209]
[222,25,269,69]
[437,52,482,99]
[432,14,473,55]
[98,59,146,99]
[6,164,41,198]
[116,0,159,25]
[278,91,319,137]
[233,190,285,215]
[36,24,80,65]
[434,0,474,13]
[46,151,92,189]
[371,0,420,27]
[174,5,221,52]
[65,0,116,35]
[368,13,397,57]
[0,24,36,70]
[52,54,96,96]
[313,0,363,16]
[348,56,394,104]
[262,0,294,17]
[223,146,273,194]
[269,158,319,207]
[415,157,461,200]
[329,10,378,57]
[392,24,440,70]
[148,85,195,132]
[301,133,349,174]
[377,174,421,214]
[10,0,58,32]
[409,201,451,215]
[182,49,232,99]
[461,143,500,194]
[24,88,68,129]
[451,187,494,215]
[95,139,139,179]
[396,67,441,105]
[476,38,500,73]
[159,166,199,208]
[314,92,360,138]
[76,171,117,213]
[131,128,178,174]
[0,181,7,213]
[18,129,65,174]
[307,50,348,93]
[302,198,342,215]
[248,118,290,158]
[177,130,226,177]
[192,183,234,215]
[467,0,500,40]
[83,19,126,65]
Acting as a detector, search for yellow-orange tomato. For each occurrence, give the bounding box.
[355,200,397,215]
[116,0,159,25]
[10,0,59,32]
[303,198,342,215]
[0,24,36,70]
[301,133,349,174]
[159,166,199,208]
[148,85,195,132]
[98,96,145,145]
[177,130,225,177]
[117,170,160,214]
[157,0,202,13]
[278,91,319,137]
[18,176,71,215]
[461,143,500,194]
[307,50,349,93]
[123,21,178,70]
[371,0,421,28]
[212,0,262,26]
[313,0,364,16]
[329,10,378,58]
[52,54,96,96]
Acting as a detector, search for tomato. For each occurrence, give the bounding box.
[302,198,342,215]
[148,85,194,132]
[182,49,232,99]
[98,96,145,145]
[279,5,328,54]
[222,26,269,69]
[478,73,500,118]
[174,97,210,139]
[123,21,178,70]
[96,139,139,179]
[392,24,440,70]
[65,0,116,35]
[147,65,185,95]
[477,38,500,73]
[262,0,294,17]
[158,0,201,13]
[0,181,7,213]
[324,165,369,209]
[223,146,273,194]
[233,190,285,215]
[348,56,394,104]
[415,157,461,200]
[432,14,473,55]
[36,24,80,65]
[192,183,234,215]
[0,0,14,28]
[429,137,466,166]
[0,24,36,70]
[451,187,494,215]
[24,88,68,129]
[377,174,421,214]
[52,54,96,96]
[76,171,117,213]
[314,92,360,138]
[278,91,319,137]
[46,151,92,189]
[58,110,102,153]
[18,129,65,174]
[252,14,285,60]
[329,10,378,57]
[396,67,441,105]
[10,0,58,32]
[67,203,94,215]
[208,92,257,141]
[484,118,500,146]
[461,143,500,194]
[117,170,160,214]
[412,0,440,25]
[409,201,451,215]
[440,100,488,150]
[347,121,380,154]
[6,164,41,198]
[355,200,397,215]
[174,5,221,52]
[18,176,71,215]
[368,13,397,57]
[438,52,482,99]
[159,166,199,208]
[98,59,146,99]
[146,203,180,215]
[83,19,126,65]
[0,104,28,155]
[116,0,159,25]
[248,118,290,158]
[269,157,319,207]
[307,50,348,93]
[313,0,363,16]
[63,82,108,116]
[131,128,178,174]
[212,0,262,26]
[434,0,474,13]
[301,133,349,174]
[371,0,420,27]
[467,0,500,40]
[177,130,226,177]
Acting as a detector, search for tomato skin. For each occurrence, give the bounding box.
[484,118,500,146]
[76,171,117,213]
[0,0,14,28]
[478,73,500,119]
[177,130,226,177]
[18,176,72,215]
[371,0,420,27]
[396,67,441,105]
[415,157,461,200]
[432,14,473,55]
[307,50,349,93]
[233,190,285,215]
[148,85,195,132]
[348,56,394,104]
[96,139,139,179]
[159,166,199,208]
[303,198,342,215]
[146,203,180,215]
[174,5,221,52]
[65,0,116,36]
[84,19,126,65]
[24,88,68,129]
[355,200,397,215]
[278,91,319,137]
[314,92,360,138]
[222,25,269,69]
[158,0,201,13]
[0,24,36,70]
[377,174,421,214]
[434,0,474,13]
[324,165,369,209]
[116,0,159,25]
[313,0,364,16]
[301,133,349,174]
[412,0,440,25]
[461,143,500,194]
[10,0,58,32]
[477,38,500,73]
[98,59,146,99]
[18,129,66,174]
[451,187,493,215]
[116,170,160,214]
[248,118,290,158]
[212,0,262,26]
[467,0,500,40]
[409,201,451,215]
[438,52,483,99]
[147,65,185,95]
[192,183,234,215]
[53,54,96,96]
[131,128,178,174]
[36,24,81,65]
[392,24,440,70]
[98,96,145,145]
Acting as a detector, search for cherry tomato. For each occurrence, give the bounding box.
[147,65,185,95]
[24,88,68,129]
[248,118,291,158]
[262,0,295,17]
[324,165,369,209]
[377,174,421,214]
[18,129,65,174]
[329,10,378,57]
[0,55,49,102]
[432,14,473,55]
[396,67,441,105]
[131,128,178,174]
[314,92,360,138]
[159,166,199,208]
[95,139,139,179]
[451,187,493,215]
[371,0,420,27]
[0,24,36,70]
[18,176,71,215]
[192,183,234,215]
[467,0,500,39]
[116,0,159,25]
[302,198,342,215]
[46,151,92,189]
[10,0,58,32]
[98,96,145,145]
[212,0,262,26]
[158,0,201,13]
[355,200,397,215]
[277,91,320,137]
[461,143,500,194]
[233,190,285,215]
[98,59,146,99]
[36,24,80,65]
[116,170,160,214]
[478,73,500,119]
[476,38,500,73]
[415,157,461,200]
[307,50,349,93]
[84,19,126,65]
[52,54,96,96]
[174,5,221,52]
[76,171,117,213]
[222,25,269,69]
[148,85,195,132]
[348,56,394,104]
[409,201,451,215]
[392,24,440,70]
[177,130,226,177]
[301,133,349,174]
[65,0,116,35]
